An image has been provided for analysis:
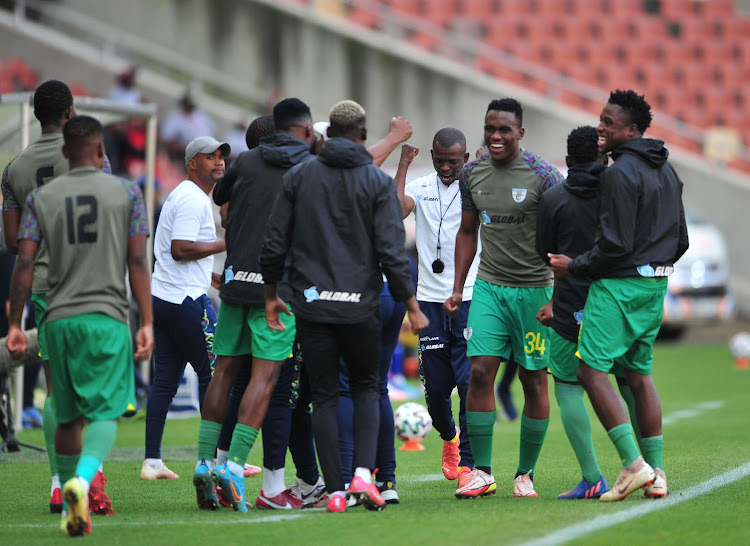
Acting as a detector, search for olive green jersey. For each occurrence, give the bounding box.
[18,166,149,323]
[459,149,563,287]
[2,133,112,293]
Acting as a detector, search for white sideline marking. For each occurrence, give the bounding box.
[411,473,445,483]
[662,400,724,425]
[520,462,750,546]
[10,513,303,529]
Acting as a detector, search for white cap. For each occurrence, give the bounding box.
[185,136,231,165]
[313,121,330,139]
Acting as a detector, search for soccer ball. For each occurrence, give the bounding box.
[393,402,432,442]
[729,332,750,359]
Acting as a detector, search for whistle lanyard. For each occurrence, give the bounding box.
[436,177,459,261]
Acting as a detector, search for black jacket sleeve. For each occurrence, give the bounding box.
[674,198,689,263]
[373,176,414,303]
[569,168,636,278]
[213,157,239,206]
[259,171,296,285]
[536,192,556,266]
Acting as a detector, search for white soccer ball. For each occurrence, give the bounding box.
[393,402,432,442]
[729,332,750,359]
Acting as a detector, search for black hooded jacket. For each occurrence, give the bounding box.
[215,133,313,306]
[569,138,689,280]
[260,137,415,323]
[537,161,606,342]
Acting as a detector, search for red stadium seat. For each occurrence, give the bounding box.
[348,7,381,29]
[496,0,534,16]
[455,0,499,19]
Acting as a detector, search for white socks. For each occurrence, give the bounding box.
[196,459,215,472]
[216,449,229,466]
[51,474,61,494]
[227,460,244,477]
[262,467,286,497]
[354,467,372,484]
[145,458,163,469]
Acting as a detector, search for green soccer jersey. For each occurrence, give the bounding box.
[18,166,149,323]
[2,134,112,293]
[2,133,69,293]
[459,149,563,287]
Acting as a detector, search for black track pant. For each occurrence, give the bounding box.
[296,315,381,493]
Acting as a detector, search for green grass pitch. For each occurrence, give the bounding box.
[2,342,749,544]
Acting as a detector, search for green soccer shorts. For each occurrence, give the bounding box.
[213,301,295,361]
[31,293,48,361]
[466,279,552,371]
[577,277,668,375]
[46,313,135,423]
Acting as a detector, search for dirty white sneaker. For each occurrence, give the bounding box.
[513,471,538,497]
[643,467,669,498]
[289,476,326,506]
[140,460,179,480]
[455,468,496,499]
[600,458,655,502]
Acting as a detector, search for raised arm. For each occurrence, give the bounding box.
[393,144,419,219]
[368,117,413,168]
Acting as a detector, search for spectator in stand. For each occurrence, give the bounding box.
[161,93,215,163]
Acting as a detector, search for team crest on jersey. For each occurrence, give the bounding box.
[512,188,527,203]
[463,327,472,340]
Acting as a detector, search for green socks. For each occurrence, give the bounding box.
[57,453,79,486]
[517,413,549,476]
[76,420,118,484]
[554,382,601,483]
[43,396,58,476]
[617,384,645,452]
[227,424,259,470]
[640,435,664,470]
[466,411,496,470]
[197,420,223,462]
[608,423,641,467]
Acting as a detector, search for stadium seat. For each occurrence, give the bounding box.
[693,0,736,17]
[455,0,499,19]
[597,0,646,18]
[386,0,420,16]
[498,0,535,16]
[531,0,569,18]
[348,7,381,29]
[628,16,670,42]
[714,17,750,41]
[409,30,441,52]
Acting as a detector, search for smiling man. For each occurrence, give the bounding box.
[445,98,563,500]
[142,136,228,481]
[393,129,479,493]
[549,90,689,501]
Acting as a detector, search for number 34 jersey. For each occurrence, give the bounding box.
[19,166,149,324]
[2,133,111,293]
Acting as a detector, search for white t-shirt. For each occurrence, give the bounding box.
[405,172,480,302]
[152,180,216,303]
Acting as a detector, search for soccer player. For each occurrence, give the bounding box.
[1,80,114,515]
[549,90,688,501]
[192,98,316,512]
[445,98,564,499]
[260,99,428,512]
[392,129,478,489]
[140,136,228,480]
[6,115,153,536]
[536,126,611,499]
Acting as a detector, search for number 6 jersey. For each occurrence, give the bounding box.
[2,133,111,293]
